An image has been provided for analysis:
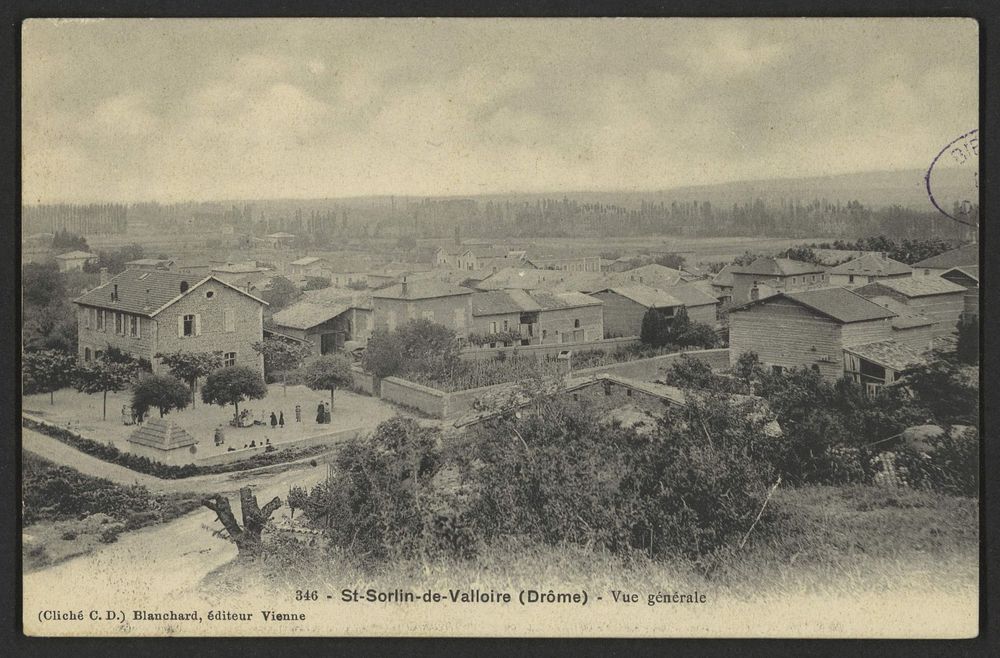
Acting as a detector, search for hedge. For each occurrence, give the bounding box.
[22,417,331,480]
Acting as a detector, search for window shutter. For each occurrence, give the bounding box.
[178,315,184,337]
[195,314,202,336]
[137,316,141,339]
[224,309,235,333]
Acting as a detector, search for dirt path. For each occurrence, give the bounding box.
[22,426,336,494]
[22,466,330,630]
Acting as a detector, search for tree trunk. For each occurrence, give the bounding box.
[103,390,107,420]
[234,401,240,423]
[330,387,335,409]
[203,487,282,559]
[283,372,288,397]
[49,390,54,405]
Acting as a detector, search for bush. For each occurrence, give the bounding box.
[98,527,120,543]
[894,426,978,497]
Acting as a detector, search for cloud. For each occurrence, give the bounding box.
[21,18,978,202]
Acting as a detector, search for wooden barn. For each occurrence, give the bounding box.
[591,285,683,338]
[728,287,896,382]
[940,266,979,324]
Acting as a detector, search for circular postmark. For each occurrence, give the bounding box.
[925,129,979,227]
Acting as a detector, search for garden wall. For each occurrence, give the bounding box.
[195,426,363,467]
[349,365,377,396]
[570,348,730,381]
[459,336,639,362]
[379,377,448,417]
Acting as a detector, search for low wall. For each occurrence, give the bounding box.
[571,348,730,381]
[460,336,640,362]
[443,381,517,419]
[350,365,376,396]
[379,377,448,417]
[195,427,363,467]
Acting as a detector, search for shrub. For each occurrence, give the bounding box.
[98,527,120,543]
[60,530,78,540]
[894,426,978,497]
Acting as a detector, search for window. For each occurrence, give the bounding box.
[182,314,195,337]
[626,388,633,397]
[224,352,237,368]
[84,347,91,361]
[96,310,105,331]
[115,312,124,335]
[771,365,784,375]
[572,393,579,401]
[224,309,235,333]
[810,364,820,372]
[129,315,140,338]
[490,321,498,333]
[502,320,509,331]
[542,329,548,339]
[94,350,103,361]
[574,319,580,328]
[422,310,434,321]
[205,290,214,299]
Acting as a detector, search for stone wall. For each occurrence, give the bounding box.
[460,336,639,362]
[379,376,448,417]
[571,348,730,381]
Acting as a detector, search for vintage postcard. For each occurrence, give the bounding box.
[20,17,980,637]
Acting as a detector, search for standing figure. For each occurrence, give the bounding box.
[122,405,132,426]
[279,411,285,428]
[270,411,278,428]
[316,401,325,424]
[214,426,225,446]
[324,401,332,424]
[295,404,302,423]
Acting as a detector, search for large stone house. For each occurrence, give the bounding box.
[469,289,604,345]
[826,253,912,287]
[371,279,474,337]
[56,250,97,272]
[591,286,684,338]
[74,269,267,375]
[728,287,898,383]
[730,257,828,304]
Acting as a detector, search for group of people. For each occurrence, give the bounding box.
[316,401,332,424]
[121,405,145,426]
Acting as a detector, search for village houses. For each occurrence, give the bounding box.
[729,257,829,304]
[469,289,604,345]
[73,269,267,375]
[910,243,979,277]
[55,250,97,272]
[370,278,474,337]
[853,277,966,335]
[826,253,912,287]
[268,293,373,355]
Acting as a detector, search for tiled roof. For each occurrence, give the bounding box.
[666,282,720,307]
[271,301,351,330]
[527,290,603,309]
[302,288,372,309]
[911,244,978,269]
[127,418,198,451]
[865,277,966,298]
[597,285,683,309]
[828,253,912,277]
[732,286,896,323]
[74,270,265,315]
[623,264,687,286]
[56,250,95,260]
[289,256,325,266]
[784,287,897,323]
[470,290,541,316]
[711,264,737,287]
[372,280,473,300]
[845,339,929,371]
[865,296,935,329]
[212,263,267,273]
[733,257,826,277]
[941,266,979,284]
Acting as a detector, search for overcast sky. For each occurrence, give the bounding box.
[22,18,978,204]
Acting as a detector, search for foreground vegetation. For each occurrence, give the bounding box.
[207,483,977,598]
[22,452,202,571]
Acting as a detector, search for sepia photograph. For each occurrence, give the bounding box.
[19,17,980,637]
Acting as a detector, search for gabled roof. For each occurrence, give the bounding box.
[711,264,738,288]
[211,263,267,274]
[289,256,326,266]
[74,270,267,316]
[866,296,935,329]
[730,287,897,324]
[623,263,688,286]
[372,280,473,300]
[666,282,721,307]
[127,418,198,451]
[861,277,966,298]
[126,258,175,267]
[828,253,912,277]
[732,257,826,277]
[845,339,930,372]
[941,266,979,285]
[271,301,351,330]
[526,290,603,310]
[911,244,978,269]
[56,250,95,260]
[595,285,682,309]
[470,290,542,316]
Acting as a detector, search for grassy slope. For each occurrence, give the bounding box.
[206,484,978,598]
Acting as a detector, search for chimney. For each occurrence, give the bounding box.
[100,267,109,286]
[112,284,119,301]
[750,284,760,301]
[145,288,151,310]
[401,276,408,297]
